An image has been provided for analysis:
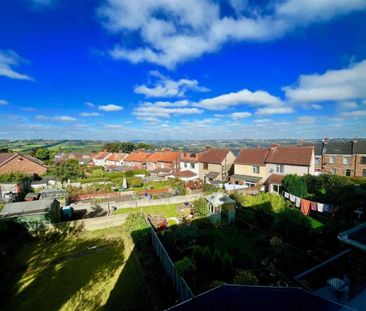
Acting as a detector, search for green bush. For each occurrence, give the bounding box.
[282,174,307,198]
[221,253,234,281]
[0,172,32,183]
[192,246,204,268]
[237,208,256,224]
[192,197,208,216]
[212,249,222,277]
[175,257,196,282]
[233,270,259,285]
[272,208,312,247]
[127,177,143,188]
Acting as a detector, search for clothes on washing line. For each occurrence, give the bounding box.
[310,201,317,211]
[323,204,330,213]
[295,196,301,208]
[300,199,311,216]
[284,192,290,199]
[290,194,296,202]
[317,203,324,213]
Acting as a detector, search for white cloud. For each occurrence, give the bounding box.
[133,101,203,121]
[0,99,8,105]
[297,116,315,124]
[310,104,322,110]
[341,110,366,117]
[338,101,358,110]
[253,118,271,124]
[231,112,252,119]
[135,71,208,98]
[80,112,100,117]
[85,101,95,107]
[35,115,77,122]
[256,106,294,115]
[284,59,366,103]
[98,104,123,111]
[195,89,282,110]
[98,0,366,68]
[0,50,33,81]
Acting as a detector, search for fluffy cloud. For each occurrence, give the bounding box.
[256,106,294,115]
[231,112,252,119]
[85,101,95,107]
[35,115,77,122]
[98,0,366,68]
[341,110,366,117]
[135,71,208,98]
[0,99,8,105]
[195,89,282,110]
[98,104,123,111]
[284,59,366,103]
[310,104,322,110]
[338,101,358,110]
[0,50,33,81]
[80,112,100,117]
[133,101,202,121]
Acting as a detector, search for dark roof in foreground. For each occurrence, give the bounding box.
[323,141,352,155]
[0,199,56,218]
[167,284,350,311]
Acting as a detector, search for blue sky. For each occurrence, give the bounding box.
[1,0,366,140]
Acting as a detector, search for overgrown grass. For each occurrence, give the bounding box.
[114,204,180,218]
[5,226,176,311]
[308,217,325,232]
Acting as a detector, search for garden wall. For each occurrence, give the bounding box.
[113,193,203,209]
[53,214,128,231]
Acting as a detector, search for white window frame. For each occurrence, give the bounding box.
[315,157,320,165]
[252,165,260,174]
[275,164,284,174]
[331,168,336,175]
[343,157,351,165]
[190,163,195,169]
[329,156,336,164]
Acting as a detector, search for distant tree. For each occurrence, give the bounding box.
[192,197,208,216]
[282,174,307,198]
[52,159,82,181]
[0,147,11,153]
[35,148,51,161]
[135,142,154,150]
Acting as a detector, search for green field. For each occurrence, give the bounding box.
[4,226,176,311]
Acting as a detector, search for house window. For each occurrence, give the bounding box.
[190,163,195,169]
[184,162,187,168]
[329,156,336,164]
[275,164,284,174]
[252,166,260,174]
[273,184,280,193]
[360,156,366,164]
[345,169,351,176]
[315,157,320,165]
[203,163,208,170]
[363,169,366,177]
[343,157,351,165]
[161,163,165,168]
[331,168,336,175]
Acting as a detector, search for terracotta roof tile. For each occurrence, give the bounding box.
[266,146,313,166]
[124,151,150,162]
[175,170,197,178]
[94,151,111,160]
[158,151,180,163]
[199,149,230,164]
[266,174,284,185]
[146,152,165,162]
[234,148,269,165]
[106,153,128,161]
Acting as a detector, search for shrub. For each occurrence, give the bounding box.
[127,177,143,188]
[221,253,234,281]
[272,208,312,247]
[202,246,212,271]
[282,174,307,198]
[192,197,208,217]
[175,257,196,281]
[192,246,204,268]
[212,249,222,277]
[237,208,256,224]
[233,270,259,285]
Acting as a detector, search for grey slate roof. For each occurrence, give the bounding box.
[205,192,235,206]
[0,199,55,217]
[322,141,352,155]
[353,140,366,154]
[231,174,262,182]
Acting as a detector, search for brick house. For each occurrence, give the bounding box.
[180,152,203,176]
[104,153,128,167]
[92,151,112,167]
[321,140,354,176]
[353,140,366,177]
[146,151,181,173]
[198,149,235,184]
[0,153,47,176]
[123,151,150,169]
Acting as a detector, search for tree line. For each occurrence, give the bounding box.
[103,142,155,153]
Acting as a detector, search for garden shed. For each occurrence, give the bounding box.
[0,199,61,230]
[205,192,236,225]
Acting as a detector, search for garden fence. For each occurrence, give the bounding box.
[148,219,194,302]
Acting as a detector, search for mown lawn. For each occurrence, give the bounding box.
[113,204,180,218]
[308,216,325,232]
[5,226,176,311]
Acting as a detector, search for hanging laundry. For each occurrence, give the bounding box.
[317,203,324,213]
[301,199,311,216]
[290,194,296,202]
[284,192,290,199]
[323,204,330,213]
[295,196,301,208]
[310,201,317,211]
